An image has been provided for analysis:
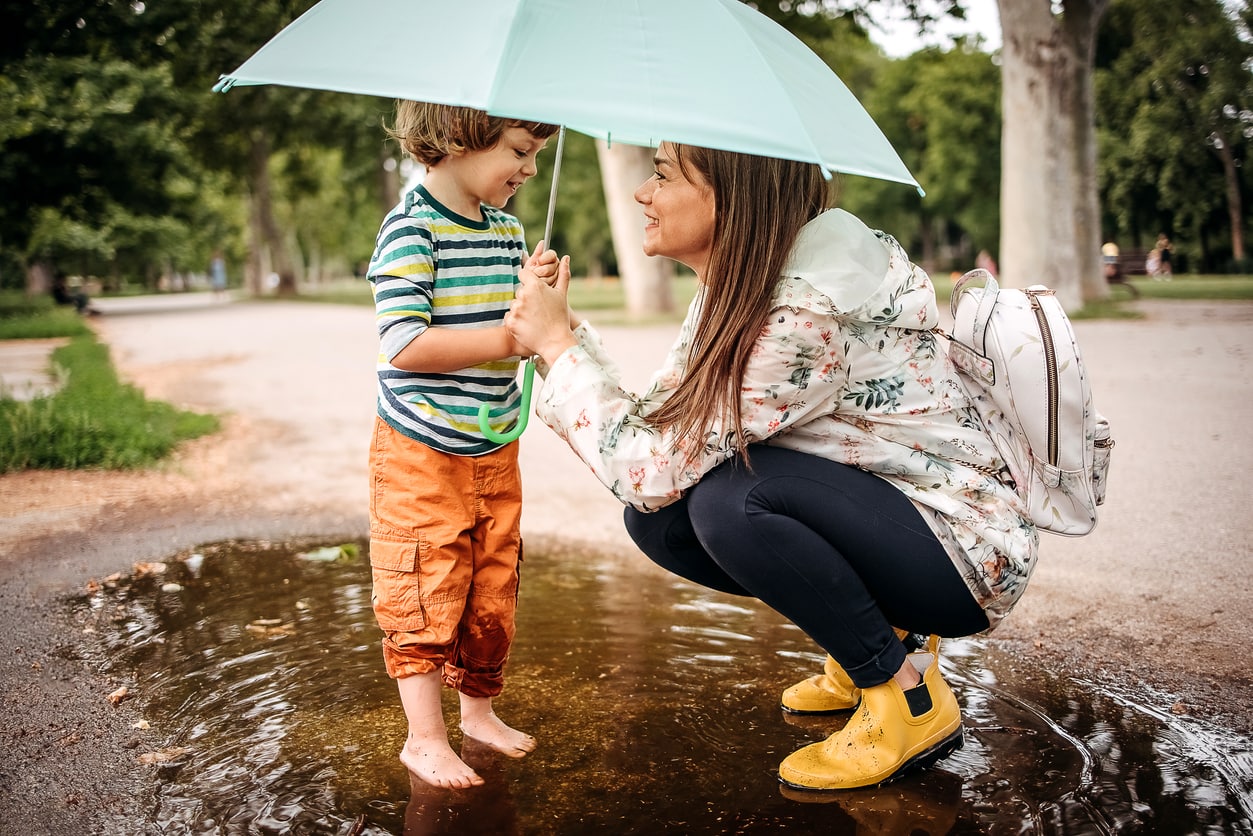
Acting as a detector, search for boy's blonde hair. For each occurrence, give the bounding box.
[388,100,559,167]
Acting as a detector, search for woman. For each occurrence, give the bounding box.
[505,143,1038,790]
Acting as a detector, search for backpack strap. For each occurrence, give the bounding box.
[950,268,1000,356]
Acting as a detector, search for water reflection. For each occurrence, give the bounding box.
[73,540,1253,835]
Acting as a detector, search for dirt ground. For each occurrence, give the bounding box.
[0,294,1250,833]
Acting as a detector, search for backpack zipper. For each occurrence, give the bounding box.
[1027,290,1059,465]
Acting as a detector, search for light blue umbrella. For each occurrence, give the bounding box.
[217,0,921,440]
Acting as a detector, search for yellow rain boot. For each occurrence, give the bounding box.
[777,637,962,790]
[779,629,924,715]
[780,654,860,714]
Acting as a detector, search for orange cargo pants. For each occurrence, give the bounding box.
[368,417,522,698]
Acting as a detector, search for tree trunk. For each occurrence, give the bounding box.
[917,216,936,277]
[1215,138,1246,262]
[998,0,1107,310]
[25,260,53,298]
[1063,0,1110,302]
[249,131,298,297]
[595,141,674,317]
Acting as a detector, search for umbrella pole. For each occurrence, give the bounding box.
[542,125,566,247]
[478,125,566,444]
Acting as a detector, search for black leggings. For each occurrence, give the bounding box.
[623,445,989,688]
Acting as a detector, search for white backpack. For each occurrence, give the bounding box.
[943,269,1113,536]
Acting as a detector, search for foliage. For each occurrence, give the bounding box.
[0,53,203,285]
[2,0,1243,302]
[0,332,219,472]
[844,40,1001,271]
[1096,0,1252,270]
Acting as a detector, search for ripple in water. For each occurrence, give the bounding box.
[72,540,1253,835]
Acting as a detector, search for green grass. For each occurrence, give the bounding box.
[1125,274,1253,300]
[0,293,94,339]
[0,333,219,473]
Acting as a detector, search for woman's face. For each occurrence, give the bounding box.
[634,143,716,276]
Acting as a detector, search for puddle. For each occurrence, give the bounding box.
[73,540,1253,835]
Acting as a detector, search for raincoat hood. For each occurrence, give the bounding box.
[782,208,938,330]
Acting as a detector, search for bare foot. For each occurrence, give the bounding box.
[459,712,537,758]
[400,734,485,789]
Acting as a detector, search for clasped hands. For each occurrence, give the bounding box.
[507,240,578,365]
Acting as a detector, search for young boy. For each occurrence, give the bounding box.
[366,101,559,789]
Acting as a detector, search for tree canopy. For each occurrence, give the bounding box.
[0,0,1246,297]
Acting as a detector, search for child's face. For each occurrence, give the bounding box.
[447,126,550,211]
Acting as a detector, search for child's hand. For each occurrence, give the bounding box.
[522,240,561,287]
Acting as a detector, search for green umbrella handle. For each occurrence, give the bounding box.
[478,359,534,443]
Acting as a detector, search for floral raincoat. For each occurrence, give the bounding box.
[535,209,1039,627]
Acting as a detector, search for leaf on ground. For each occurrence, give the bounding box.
[133,561,168,578]
[245,620,295,637]
[297,543,359,564]
[137,747,189,765]
[107,685,131,705]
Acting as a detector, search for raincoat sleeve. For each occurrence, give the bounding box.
[534,294,850,511]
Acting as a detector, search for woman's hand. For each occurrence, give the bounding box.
[506,254,577,366]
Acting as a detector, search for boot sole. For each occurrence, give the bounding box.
[778,727,964,792]
[778,699,860,716]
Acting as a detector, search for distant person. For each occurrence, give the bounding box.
[51,272,93,315]
[210,251,229,298]
[1101,241,1120,277]
[1155,234,1173,279]
[364,100,559,790]
[975,249,998,277]
[1146,248,1161,277]
[1102,241,1139,298]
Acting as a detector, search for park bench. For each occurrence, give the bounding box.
[1118,250,1150,276]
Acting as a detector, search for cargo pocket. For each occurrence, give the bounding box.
[369,536,426,632]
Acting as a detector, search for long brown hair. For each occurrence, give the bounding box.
[647,146,832,456]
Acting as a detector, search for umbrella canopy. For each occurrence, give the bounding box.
[215,0,919,191]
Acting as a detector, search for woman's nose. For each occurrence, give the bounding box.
[634,179,653,205]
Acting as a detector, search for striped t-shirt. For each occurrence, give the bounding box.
[367,184,527,455]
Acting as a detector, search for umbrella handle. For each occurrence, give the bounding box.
[477,360,534,443]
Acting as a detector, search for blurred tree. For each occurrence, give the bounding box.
[1097,0,1251,271]
[0,2,208,294]
[0,0,387,296]
[997,0,1109,307]
[850,41,1001,275]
